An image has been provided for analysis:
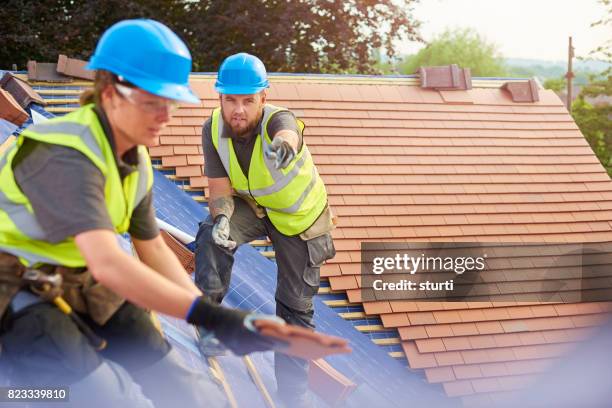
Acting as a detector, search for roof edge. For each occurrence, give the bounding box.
[11,69,539,89]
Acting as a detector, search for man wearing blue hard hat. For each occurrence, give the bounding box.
[195,53,337,407]
[0,21,347,407]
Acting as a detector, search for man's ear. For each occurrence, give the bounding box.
[260,90,267,105]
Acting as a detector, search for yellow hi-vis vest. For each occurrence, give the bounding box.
[211,104,327,236]
[0,104,153,267]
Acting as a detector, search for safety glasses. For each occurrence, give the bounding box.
[114,83,180,114]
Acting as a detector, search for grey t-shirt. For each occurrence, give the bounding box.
[12,108,159,244]
[203,110,302,178]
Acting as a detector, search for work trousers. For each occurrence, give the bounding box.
[0,300,225,408]
[195,197,334,403]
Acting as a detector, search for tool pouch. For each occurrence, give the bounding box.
[0,252,25,318]
[82,281,125,326]
[305,233,336,268]
[58,267,125,326]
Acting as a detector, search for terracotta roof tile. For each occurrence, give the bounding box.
[492,333,523,348]
[173,145,200,155]
[425,324,455,338]
[527,316,576,331]
[56,55,94,80]
[484,347,517,363]
[159,136,184,145]
[460,349,493,365]
[452,323,480,336]
[162,155,187,167]
[26,61,71,82]
[442,336,472,351]
[149,146,174,156]
[1,72,45,108]
[408,312,437,325]
[516,331,547,346]
[380,313,410,327]
[403,342,438,369]
[362,301,392,315]
[435,351,465,366]
[327,276,358,290]
[176,166,202,178]
[425,366,456,383]
[471,377,502,393]
[504,358,555,376]
[571,313,607,327]
[433,310,462,323]
[398,325,429,340]
[416,338,446,353]
[511,343,574,360]
[443,380,475,397]
[190,177,207,190]
[0,88,28,125]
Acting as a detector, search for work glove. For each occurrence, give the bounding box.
[264,137,295,170]
[211,215,236,250]
[186,296,287,356]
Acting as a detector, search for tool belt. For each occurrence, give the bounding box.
[0,251,124,325]
[235,192,266,219]
[299,204,336,241]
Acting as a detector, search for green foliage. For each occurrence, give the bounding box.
[571,0,612,178]
[571,73,612,177]
[506,65,594,84]
[504,65,538,78]
[543,77,566,92]
[0,0,182,70]
[0,0,422,74]
[397,28,507,77]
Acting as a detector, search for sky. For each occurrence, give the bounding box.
[397,0,610,62]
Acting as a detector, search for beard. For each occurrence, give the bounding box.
[221,107,262,139]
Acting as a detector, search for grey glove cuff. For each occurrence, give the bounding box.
[211,214,236,250]
[213,214,228,224]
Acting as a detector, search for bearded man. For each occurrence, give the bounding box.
[195,53,336,407]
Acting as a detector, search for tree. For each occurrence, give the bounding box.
[0,0,422,74]
[185,0,422,73]
[396,28,507,77]
[571,0,611,177]
[543,77,566,92]
[0,0,184,69]
[572,93,611,177]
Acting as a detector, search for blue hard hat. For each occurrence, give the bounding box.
[215,53,269,95]
[87,19,199,104]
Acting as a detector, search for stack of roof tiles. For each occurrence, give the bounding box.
[0,55,91,149]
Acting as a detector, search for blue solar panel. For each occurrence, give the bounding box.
[153,169,207,237]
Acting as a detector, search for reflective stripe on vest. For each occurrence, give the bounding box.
[0,104,153,266]
[211,104,327,235]
[28,121,105,164]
